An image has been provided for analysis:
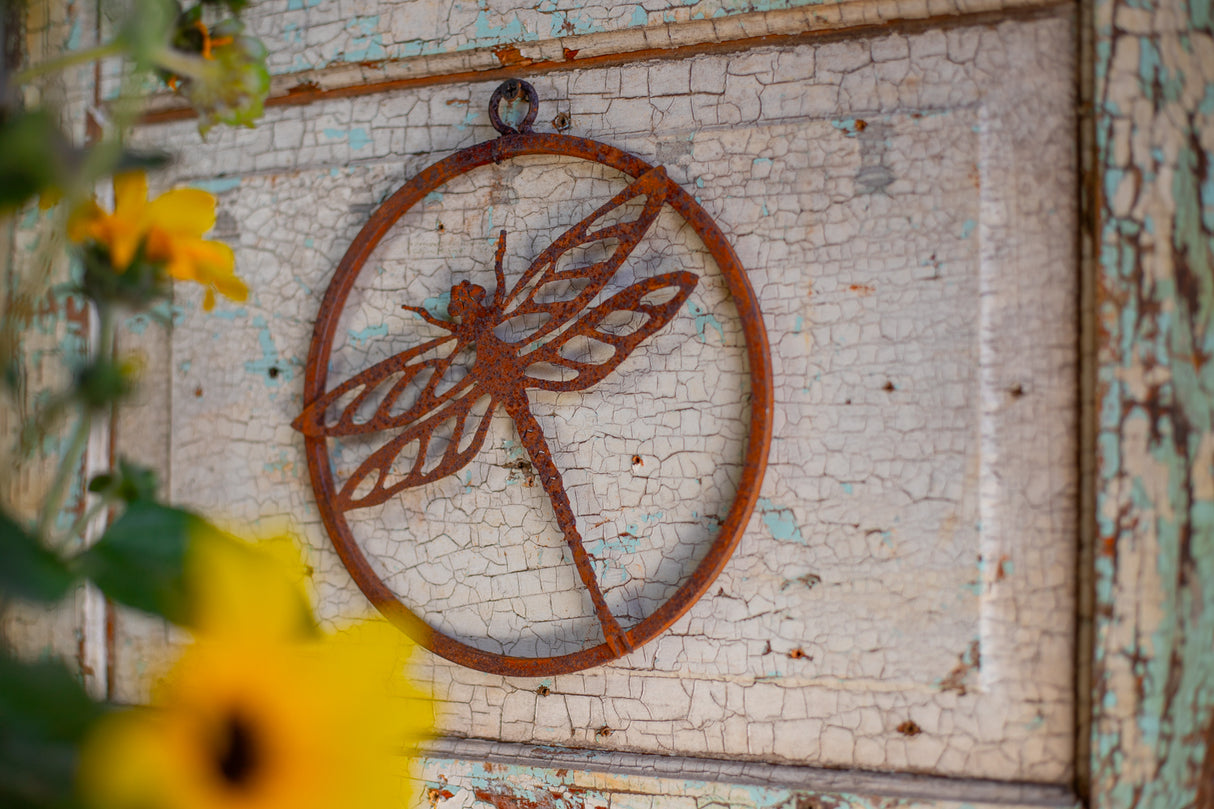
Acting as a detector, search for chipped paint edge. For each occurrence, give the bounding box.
[1088,0,1214,800]
[138,0,1072,124]
[413,738,1081,808]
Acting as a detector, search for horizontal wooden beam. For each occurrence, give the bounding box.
[421,738,1081,808]
[139,0,1070,125]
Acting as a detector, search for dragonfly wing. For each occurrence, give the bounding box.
[497,166,673,345]
[293,335,465,437]
[520,270,698,392]
[337,393,498,510]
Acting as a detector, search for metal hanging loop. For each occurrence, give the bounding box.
[488,79,539,135]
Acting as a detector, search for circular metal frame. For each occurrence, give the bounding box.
[300,131,773,677]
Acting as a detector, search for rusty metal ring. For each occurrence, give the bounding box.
[488,79,539,135]
[299,131,773,677]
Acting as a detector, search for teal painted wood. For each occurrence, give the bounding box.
[1092,0,1214,801]
[413,740,1082,809]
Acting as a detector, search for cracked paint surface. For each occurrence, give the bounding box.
[1090,0,1214,800]
[406,741,1082,808]
[236,0,1064,77]
[1,0,110,694]
[122,15,1077,784]
[319,156,749,656]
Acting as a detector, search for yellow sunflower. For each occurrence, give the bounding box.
[183,531,316,643]
[68,171,248,310]
[79,532,430,809]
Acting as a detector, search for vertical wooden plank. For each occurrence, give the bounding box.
[0,0,108,694]
[1092,0,1214,801]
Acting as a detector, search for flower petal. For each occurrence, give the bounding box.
[146,189,217,236]
[112,172,148,219]
[80,534,432,809]
[163,238,233,281]
[162,238,247,308]
[79,710,180,809]
[143,227,175,264]
[194,239,236,276]
[186,528,314,642]
[105,218,145,271]
[213,272,249,303]
[67,200,104,243]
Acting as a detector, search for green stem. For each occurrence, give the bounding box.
[36,409,91,540]
[97,303,115,362]
[149,47,215,83]
[58,498,106,547]
[13,41,124,84]
[35,305,113,541]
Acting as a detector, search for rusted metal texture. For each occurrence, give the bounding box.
[295,81,773,676]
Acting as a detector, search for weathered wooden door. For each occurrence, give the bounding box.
[12,0,1214,805]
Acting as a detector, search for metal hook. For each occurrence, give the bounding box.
[488,79,539,136]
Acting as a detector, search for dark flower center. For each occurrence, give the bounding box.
[215,711,260,787]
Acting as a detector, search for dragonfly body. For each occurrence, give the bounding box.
[295,166,698,655]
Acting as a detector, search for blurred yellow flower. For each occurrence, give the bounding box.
[68,171,248,310]
[184,530,316,643]
[79,533,430,809]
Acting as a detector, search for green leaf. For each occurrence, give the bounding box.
[0,653,104,744]
[0,652,104,809]
[77,500,200,623]
[0,109,168,214]
[72,356,137,411]
[114,149,172,174]
[112,0,177,68]
[88,458,159,503]
[201,0,250,13]
[0,509,76,603]
[0,109,75,212]
[170,3,205,55]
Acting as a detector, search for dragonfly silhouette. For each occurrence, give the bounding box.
[293,166,697,655]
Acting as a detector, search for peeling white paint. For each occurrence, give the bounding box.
[118,12,1078,786]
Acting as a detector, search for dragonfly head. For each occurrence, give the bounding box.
[448,280,489,323]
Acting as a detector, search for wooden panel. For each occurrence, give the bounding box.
[1090,0,1214,801]
[240,0,1067,78]
[139,0,1071,121]
[414,739,1080,809]
[0,0,107,697]
[122,11,1078,786]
